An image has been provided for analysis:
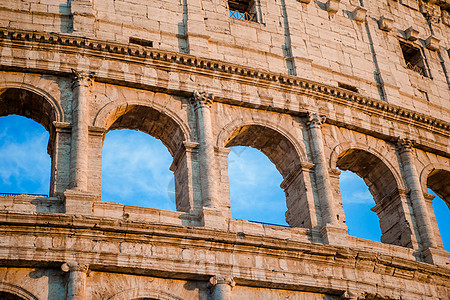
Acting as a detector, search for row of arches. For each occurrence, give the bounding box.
[0,83,449,253]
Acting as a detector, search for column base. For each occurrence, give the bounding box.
[422,247,450,266]
[320,223,349,246]
[64,189,96,216]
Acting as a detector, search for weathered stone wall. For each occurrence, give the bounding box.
[0,0,449,298]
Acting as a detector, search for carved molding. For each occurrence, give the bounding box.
[306,112,326,127]
[191,90,214,109]
[0,28,448,135]
[61,262,90,273]
[209,275,235,287]
[71,69,94,89]
[396,137,415,151]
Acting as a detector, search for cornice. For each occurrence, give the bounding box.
[0,27,449,136]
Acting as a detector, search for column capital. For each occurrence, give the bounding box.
[191,90,214,109]
[209,275,235,287]
[61,262,89,273]
[71,69,94,89]
[306,112,326,128]
[396,137,415,152]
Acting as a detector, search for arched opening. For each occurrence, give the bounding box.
[0,115,51,195]
[223,124,312,228]
[338,170,381,241]
[0,87,58,196]
[425,168,450,251]
[336,149,414,247]
[102,129,175,210]
[429,189,450,251]
[228,146,287,226]
[0,291,26,300]
[101,104,188,211]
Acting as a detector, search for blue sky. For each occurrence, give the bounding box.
[0,115,449,251]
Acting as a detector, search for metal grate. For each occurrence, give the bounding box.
[249,220,290,227]
[229,10,257,22]
[406,61,425,76]
[0,193,48,197]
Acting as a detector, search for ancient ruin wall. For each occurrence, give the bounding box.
[0,0,449,299]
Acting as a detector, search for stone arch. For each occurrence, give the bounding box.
[217,118,307,177]
[330,142,415,247]
[217,118,316,228]
[0,82,64,126]
[0,283,38,300]
[94,96,196,212]
[108,288,183,300]
[420,163,450,207]
[0,83,64,196]
[94,97,192,156]
[330,142,405,192]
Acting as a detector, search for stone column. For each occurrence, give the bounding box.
[306,112,338,225]
[397,138,436,249]
[61,262,89,300]
[306,112,347,245]
[191,90,217,208]
[209,276,235,300]
[69,70,93,192]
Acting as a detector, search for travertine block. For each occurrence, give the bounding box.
[404,26,419,41]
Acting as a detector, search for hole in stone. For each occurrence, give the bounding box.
[399,41,428,77]
[338,82,359,93]
[228,0,258,22]
[129,37,154,48]
[102,129,175,210]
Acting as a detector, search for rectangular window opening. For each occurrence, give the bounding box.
[129,37,153,48]
[338,82,359,93]
[229,0,258,22]
[400,41,428,77]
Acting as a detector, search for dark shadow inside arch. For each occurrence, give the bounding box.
[102,105,188,211]
[225,125,311,228]
[427,169,450,208]
[105,105,185,156]
[0,88,57,130]
[337,149,414,248]
[0,291,27,300]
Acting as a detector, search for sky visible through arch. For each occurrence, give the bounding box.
[0,115,449,251]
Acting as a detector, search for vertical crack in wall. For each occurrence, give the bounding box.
[364,18,387,101]
[178,0,190,54]
[280,0,296,76]
[60,0,73,33]
[424,15,450,90]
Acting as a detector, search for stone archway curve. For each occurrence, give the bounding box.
[420,163,450,203]
[0,81,64,124]
[93,96,192,143]
[107,288,183,300]
[0,282,38,300]
[329,141,405,191]
[217,117,307,163]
